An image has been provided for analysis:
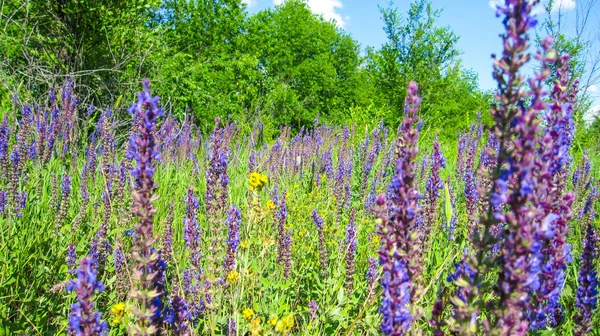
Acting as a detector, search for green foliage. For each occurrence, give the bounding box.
[365,0,490,138]
[242,0,369,129]
[0,0,161,102]
[1,0,490,138]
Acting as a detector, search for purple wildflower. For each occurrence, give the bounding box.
[366,257,378,288]
[450,1,547,334]
[282,229,292,280]
[66,257,109,336]
[205,119,230,281]
[377,81,423,334]
[574,221,599,334]
[169,294,190,334]
[0,190,6,215]
[224,206,242,276]
[127,79,165,334]
[345,208,357,292]
[228,318,236,336]
[529,47,576,329]
[183,188,202,267]
[276,191,288,265]
[67,243,77,275]
[424,135,445,239]
[309,300,319,320]
[113,240,127,296]
[55,174,72,230]
[312,209,328,275]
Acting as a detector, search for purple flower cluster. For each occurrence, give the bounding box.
[424,135,445,239]
[345,208,357,292]
[183,188,202,267]
[66,257,108,336]
[126,79,165,334]
[377,81,423,334]
[205,119,230,280]
[224,206,241,275]
[574,221,599,334]
[308,300,319,320]
[312,209,328,275]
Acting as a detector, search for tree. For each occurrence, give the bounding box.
[538,0,600,154]
[241,0,368,129]
[0,0,161,104]
[366,0,489,136]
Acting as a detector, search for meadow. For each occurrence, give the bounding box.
[0,1,599,335]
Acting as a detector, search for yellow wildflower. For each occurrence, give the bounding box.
[241,240,249,249]
[372,235,380,245]
[249,317,263,336]
[275,315,294,334]
[227,270,239,283]
[111,302,126,324]
[259,173,268,185]
[243,308,255,320]
[249,172,268,191]
[267,316,278,326]
[266,200,277,211]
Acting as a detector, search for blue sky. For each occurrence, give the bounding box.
[244,0,599,110]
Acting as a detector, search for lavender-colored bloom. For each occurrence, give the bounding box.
[169,294,190,334]
[447,252,477,307]
[362,129,382,194]
[344,153,354,210]
[282,229,292,280]
[127,79,165,334]
[377,81,423,335]
[308,300,319,320]
[424,135,445,239]
[321,148,334,180]
[223,206,241,275]
[334,155,347,224]
[419,154,428,184]
[15,191,26,218]
[248,151,256,173]
[365,175,378,213]
[366,257,378,288]
[448,2,547,334]
[276,191,288,265]
[0,190,6,215]
[183,188,202,267]
[345,209,357,292]
[113,240,128,296]
[67,243,77,274]
[312,209,328,275]
[0,116,9,180]
[574,222,599,334]
[380,256,412,335]
[66,257,109,336]
[228,318,236,336]
[55,174,72,229]
[205,119,230,280]
[529,49,577,329]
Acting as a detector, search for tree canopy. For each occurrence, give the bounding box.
[1,0,490,136]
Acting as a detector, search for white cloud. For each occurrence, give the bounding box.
[554,0,576,11]
[589,84,598,93]
[243,0,257,7]
[489,0,576,14]
[583,105,600,125]
[488,0,502,11]
[273,0,347,27]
